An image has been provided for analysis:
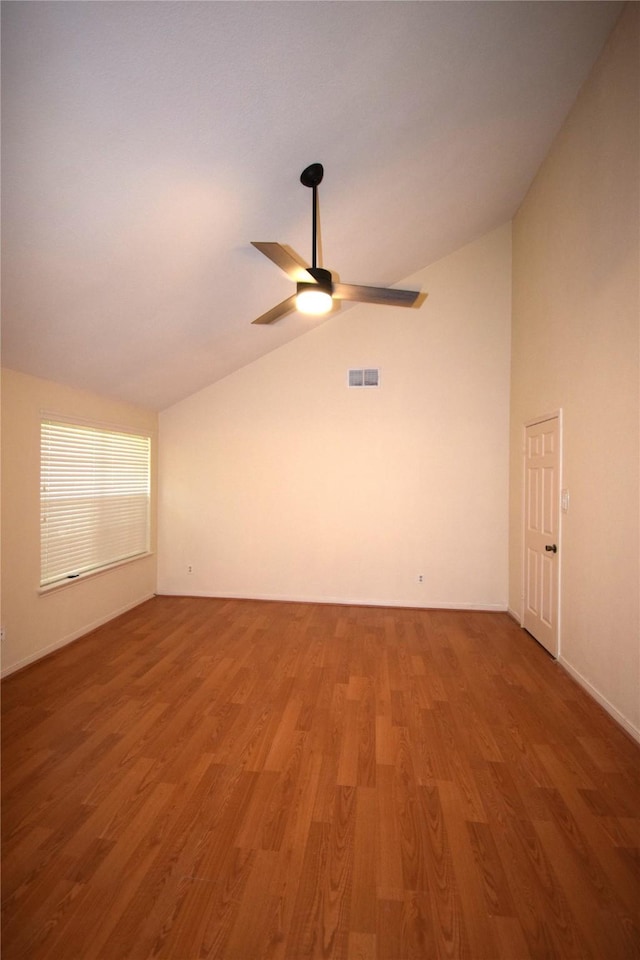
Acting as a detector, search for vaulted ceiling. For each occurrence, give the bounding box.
[1,1,622,410]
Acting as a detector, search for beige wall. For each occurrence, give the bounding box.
[158,224,511,609]
[510,5,639,737]
[0,368,158,675]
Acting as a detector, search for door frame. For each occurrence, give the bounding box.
[520,409,563,658]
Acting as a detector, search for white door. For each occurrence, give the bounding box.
[523,416,560,656]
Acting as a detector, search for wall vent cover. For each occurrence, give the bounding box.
[348,368,380,388]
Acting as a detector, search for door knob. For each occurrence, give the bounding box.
[545,544,557,553]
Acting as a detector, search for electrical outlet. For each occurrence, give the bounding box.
[187,565,193,574]
[0,626,5,642]
[418,574,423,583]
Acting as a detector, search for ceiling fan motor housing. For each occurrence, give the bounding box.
[305,267,332,290]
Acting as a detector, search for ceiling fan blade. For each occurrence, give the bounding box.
[251,294,298,325]
[251,242,311,282]
[332,282,421,307]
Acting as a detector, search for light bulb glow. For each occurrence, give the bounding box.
[296,286,333,316]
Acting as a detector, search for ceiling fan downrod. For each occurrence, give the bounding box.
[300,163,329,284]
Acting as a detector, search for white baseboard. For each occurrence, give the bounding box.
[1,593,156,679]
[507,606,522,625]
[558,655,640,744]
[156,588,507,612]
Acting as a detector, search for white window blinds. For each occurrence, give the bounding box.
[40,419,151,587]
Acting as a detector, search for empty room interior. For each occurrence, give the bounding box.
[1,2,639,958]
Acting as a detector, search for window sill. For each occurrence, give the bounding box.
[38,552,154,596]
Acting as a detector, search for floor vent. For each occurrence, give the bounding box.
[348,368,380,388]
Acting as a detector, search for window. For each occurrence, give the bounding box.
[40,418,151,587]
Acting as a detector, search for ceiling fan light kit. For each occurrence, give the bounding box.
[295,283,333,315]
[251,163,423,325]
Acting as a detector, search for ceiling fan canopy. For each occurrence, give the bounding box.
[251,163,423,325]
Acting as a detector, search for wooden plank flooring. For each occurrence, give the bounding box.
[2,596,639,959]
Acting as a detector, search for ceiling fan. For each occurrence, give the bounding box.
[251,163,424,325]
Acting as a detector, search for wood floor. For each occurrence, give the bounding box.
[2,597,639,959]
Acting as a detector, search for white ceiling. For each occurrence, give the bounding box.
[1,1,622,411]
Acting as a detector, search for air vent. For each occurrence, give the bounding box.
[348,368,380,388]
